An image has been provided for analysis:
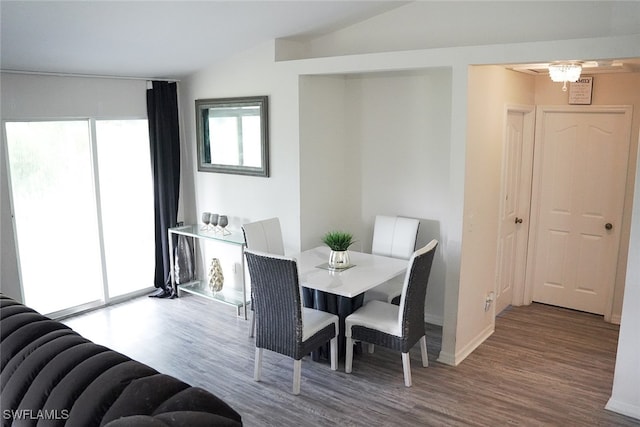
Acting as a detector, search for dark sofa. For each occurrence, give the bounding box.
[0,294,242,426]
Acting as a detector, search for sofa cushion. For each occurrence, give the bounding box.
[100,374,191,424]
[1,333,89,412]
[65,360,158,427]
[17,342,109,417]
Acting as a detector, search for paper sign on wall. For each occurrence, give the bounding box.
[569,76,593,105]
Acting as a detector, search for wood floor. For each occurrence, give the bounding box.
[63,295,639,426]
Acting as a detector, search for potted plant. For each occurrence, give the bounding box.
[322,231,354,269]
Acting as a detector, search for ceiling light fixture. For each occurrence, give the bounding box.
[548,62,582,91]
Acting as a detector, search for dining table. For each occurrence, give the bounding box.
[293,246,408,360]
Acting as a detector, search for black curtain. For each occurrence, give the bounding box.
[147,81,180,298]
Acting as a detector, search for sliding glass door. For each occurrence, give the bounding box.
[5,118,154,316]
[5,121,103,314]
[95,120,154,298]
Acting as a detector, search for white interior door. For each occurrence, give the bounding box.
[529,106,632,315]
[495,106,535,314]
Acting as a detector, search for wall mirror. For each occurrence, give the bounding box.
[196,96,269,176]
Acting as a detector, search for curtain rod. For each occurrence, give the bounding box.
[0,69,180,82]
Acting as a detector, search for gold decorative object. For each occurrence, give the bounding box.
[208,258,224,293]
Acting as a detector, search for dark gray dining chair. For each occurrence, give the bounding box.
[345,239,438,387]
[242,217,285,337]
[244,249,339,395]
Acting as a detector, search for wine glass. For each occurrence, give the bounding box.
[218,215,229,235]
[201,212,211,230]
[210,214,219,233]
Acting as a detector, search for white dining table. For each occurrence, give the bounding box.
[293,246,408,360]
[294,246,408,298]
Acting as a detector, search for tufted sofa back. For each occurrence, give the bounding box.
[0,294,242,427]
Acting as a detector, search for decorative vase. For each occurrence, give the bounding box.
[208,258,224,293]
[328,250,350,269]
[174,235,195,285]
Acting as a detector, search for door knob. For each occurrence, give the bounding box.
[515,217,523,224]
[605,223,613,230]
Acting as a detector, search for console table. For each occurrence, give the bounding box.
[168,224,248,319]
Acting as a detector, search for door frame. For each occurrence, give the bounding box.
[522,105,633,321]
[496,104,536,310]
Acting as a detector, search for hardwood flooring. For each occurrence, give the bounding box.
[63,296,639,426]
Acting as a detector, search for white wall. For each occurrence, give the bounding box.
[299,75,360,251]
[181,42,301,251]
[0,73,148,301]
[348,70,451,324]
[298,70,452,324]
[455,66,536,358]
[179,42,303,289]
[607,131,640,419]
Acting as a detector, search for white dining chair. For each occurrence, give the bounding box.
[345,240,438,387]
[242,218,285,337]
[363,215,420,304]
[242,217,284,256]
[245,249,338,395]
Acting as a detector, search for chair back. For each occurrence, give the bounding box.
[242,218,284,255]
[397,240,438,339]
[372,215,420,260]
[244,249,302,358]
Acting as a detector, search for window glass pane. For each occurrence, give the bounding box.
[96,120,154,298]
[241,115,261,167]
[209,116,239,165]
[5,121,103,314]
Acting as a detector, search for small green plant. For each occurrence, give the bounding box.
[322,231,354,251]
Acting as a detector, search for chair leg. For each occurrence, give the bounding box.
[345,337,354,373]
[254,348,263,381]
[248,310,255,338]
[401,352,412,387]
[293,359,302,395]
[420,336,429,367]
[330,337,338,371]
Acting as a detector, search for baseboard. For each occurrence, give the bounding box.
[437,323,494,366]
[610,313,622,325]
[606,398,640,420]
[425,312,443,326]
[436,351,457,366]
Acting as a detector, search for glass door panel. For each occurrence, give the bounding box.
[95,120,154,298]
[5,121,104,315]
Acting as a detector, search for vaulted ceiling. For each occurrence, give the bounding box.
[0,1,403,79]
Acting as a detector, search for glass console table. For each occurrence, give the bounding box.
[168,224,248,319]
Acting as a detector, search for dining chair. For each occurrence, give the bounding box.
[364,215,420,304]
[345,239,438,387]
[244,249,339,395]
[242,217,285,337]
[242,217,285,256]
